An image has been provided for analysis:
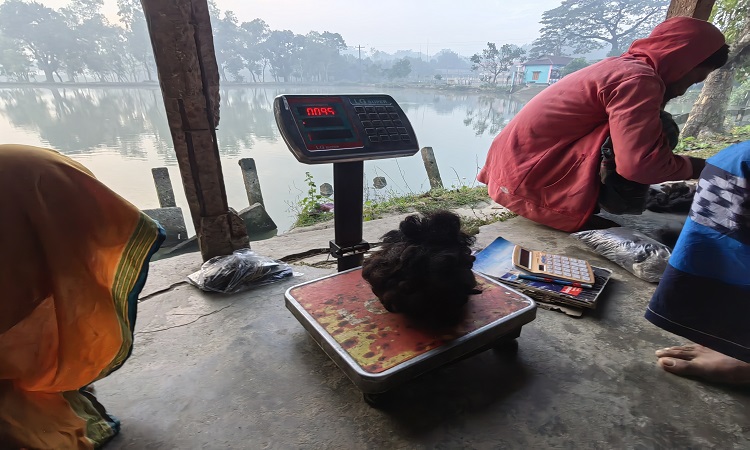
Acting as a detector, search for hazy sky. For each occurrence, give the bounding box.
[39,0,562,56]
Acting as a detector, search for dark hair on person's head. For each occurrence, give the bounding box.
[361,210,480,327]
[698,44,729,69]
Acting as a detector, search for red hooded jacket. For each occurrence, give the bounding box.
[477,17,726,232]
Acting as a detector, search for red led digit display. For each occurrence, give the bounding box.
[298,106,336,116]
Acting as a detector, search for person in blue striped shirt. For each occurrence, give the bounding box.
[646,140,750,384]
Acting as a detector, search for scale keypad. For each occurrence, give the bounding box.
[354,105,411,144]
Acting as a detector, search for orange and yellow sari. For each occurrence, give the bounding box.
[0,145,165,449]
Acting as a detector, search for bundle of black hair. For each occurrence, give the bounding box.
[361,210,480,326]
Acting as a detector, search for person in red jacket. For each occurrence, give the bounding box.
[478,17,729,232]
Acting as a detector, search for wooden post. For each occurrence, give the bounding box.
[420,146,443,189]
[238,158,265,207]
[140,0,248,260]
[151,167,177,208]
[666,0,716,20]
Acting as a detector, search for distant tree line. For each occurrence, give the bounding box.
[0,0,472,84]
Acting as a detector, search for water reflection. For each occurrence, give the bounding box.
[463,96,523,137]
[0,86,527,232]
[0,88,173,159]
[0,87,525,154]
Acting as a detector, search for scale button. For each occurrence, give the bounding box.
[379,113,390,120]
[394,120,403,126]
[355,106,365,113]
[365,128,376,135]
[389,113,399,119]
[376,106,387,112]
[365,106,376,113]
[358,114,368,121]
[361,121,372,127]
[387,127,398,134]
[379,135,390,141]
[376,127,387,134]
[397,127,407,133]
[372,120,383,127]
[369,136,380,143]
[368,113,379,120]
[400,134,411,142]
[383,120,394,127]
[386,105,396,112]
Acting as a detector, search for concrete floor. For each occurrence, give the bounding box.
[98,216,750,449]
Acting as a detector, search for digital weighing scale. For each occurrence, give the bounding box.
[274,94,537,403]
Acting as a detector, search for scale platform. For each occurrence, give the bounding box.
[285,268,537,398]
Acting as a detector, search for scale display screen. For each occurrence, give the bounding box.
[289,99,359,149]
[274,94,419,164]
[297,106,337,116]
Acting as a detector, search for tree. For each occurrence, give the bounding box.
[432,49,470,70]
[529,29,570,59]
[0,34,33,81]
[264,30,299,82]
[302,31,346,82]
[240,19,270,82]
[0,0,75,82]
[62,0,127,82]
[682,0,750,137]
[117,0,156,81]
[535,0,668,57]
[559,58,590,77]
[212,10,248,81]
[470,43,525,85]
[386,58,411,80]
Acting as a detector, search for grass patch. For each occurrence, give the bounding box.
[460,213,517,236]
[362,186,490,220]
[289,172,335,228]
[294,210,333,228]
[364,186,516,235]
[674,125,750,159]
[291,184,515,234]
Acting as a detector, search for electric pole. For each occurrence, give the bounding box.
[356,45,364,83]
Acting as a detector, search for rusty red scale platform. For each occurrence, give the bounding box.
[285,268,537,397]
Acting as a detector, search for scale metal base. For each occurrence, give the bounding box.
[285,268,537,399]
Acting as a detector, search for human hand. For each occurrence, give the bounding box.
[688,157,706,179]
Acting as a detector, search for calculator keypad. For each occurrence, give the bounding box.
[540,255,593,283]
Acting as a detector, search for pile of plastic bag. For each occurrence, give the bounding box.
[572,227,671,283]
[187,248,294,294]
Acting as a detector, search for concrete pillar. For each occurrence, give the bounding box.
[142,207,188,247]
[238,158,265,207]
[140,0,248,261]
[666,0,716,20]
[151,167,177,208]
[420,146,443,190]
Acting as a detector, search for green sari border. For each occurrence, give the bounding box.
[99,214,165,379]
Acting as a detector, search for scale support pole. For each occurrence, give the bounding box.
[333,161,365,271]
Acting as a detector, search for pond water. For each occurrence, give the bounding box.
[0,84,706,234]
[0,85,526,233]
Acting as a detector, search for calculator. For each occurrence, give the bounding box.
[512,245,595,284]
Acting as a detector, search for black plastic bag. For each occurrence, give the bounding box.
[572,227,671,283]
[187,248,294,294]
[598,111,680,216]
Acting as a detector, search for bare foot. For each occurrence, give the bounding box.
[655,344,750,385]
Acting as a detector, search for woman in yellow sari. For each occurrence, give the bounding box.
[0,144,165,449]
